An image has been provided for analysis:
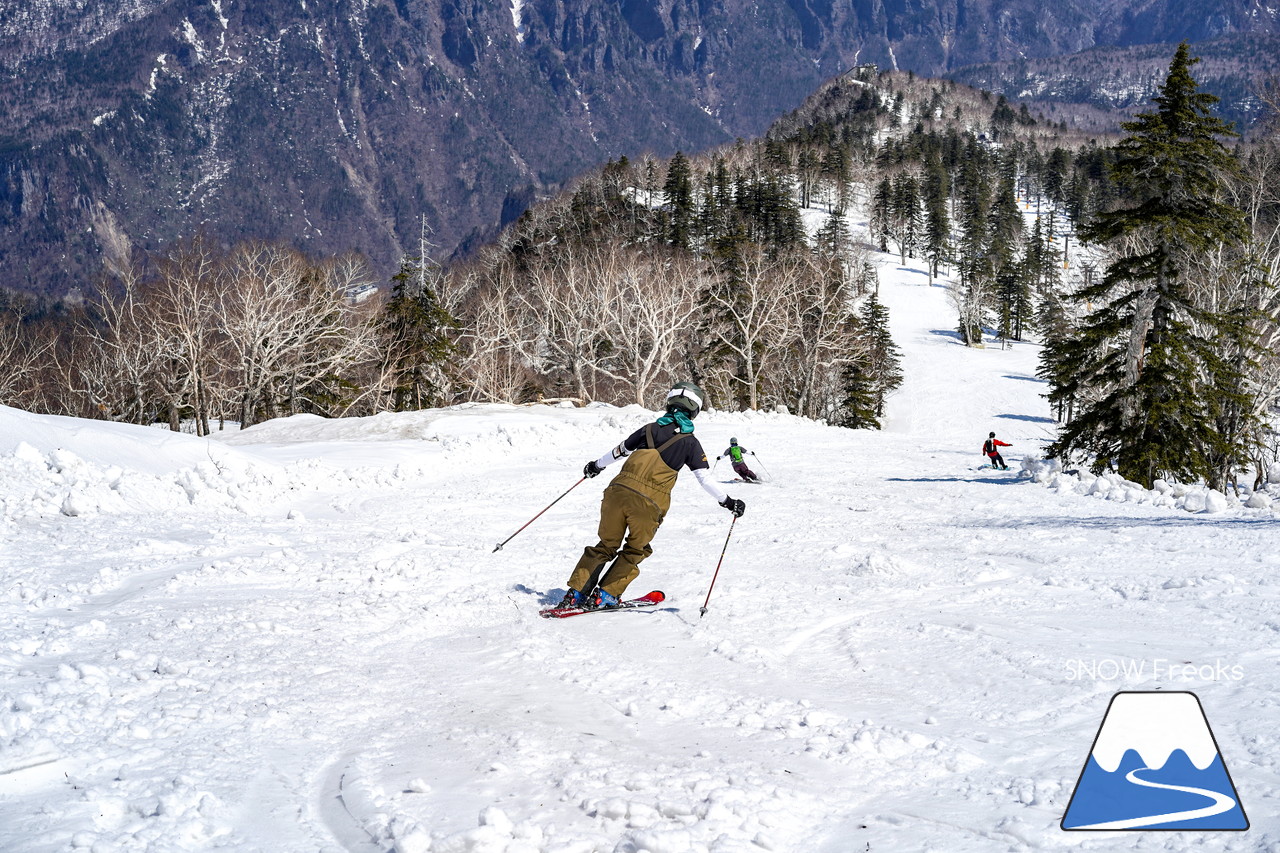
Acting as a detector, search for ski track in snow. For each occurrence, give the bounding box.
[3,254,1280,851]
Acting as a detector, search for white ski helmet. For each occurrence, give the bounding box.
[665,382,705,418]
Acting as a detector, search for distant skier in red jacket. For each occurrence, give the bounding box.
[983,432,1011,470]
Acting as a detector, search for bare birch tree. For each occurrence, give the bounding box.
[590,248,705,406]
[705,245,804,409]
[774,252,869,418]
[220,244,377,427]
[148,240,228,433]
[513,247,609,401]
[0,311,50,409]
[459,281,538,403]
[75,269,166,424]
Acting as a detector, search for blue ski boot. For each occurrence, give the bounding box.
[556,589,583,609]
[589,589,620,609]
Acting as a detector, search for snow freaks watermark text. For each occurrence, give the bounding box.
[1065,658,1244,682]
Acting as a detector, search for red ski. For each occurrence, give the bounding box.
[540,590,666,619]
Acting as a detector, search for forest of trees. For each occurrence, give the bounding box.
[2,60,1279,489]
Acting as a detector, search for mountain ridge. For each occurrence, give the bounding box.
[3,0,1278,298]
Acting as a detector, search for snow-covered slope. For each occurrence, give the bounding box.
[3,257,1279,852]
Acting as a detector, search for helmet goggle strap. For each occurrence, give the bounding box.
[666,386,703,412]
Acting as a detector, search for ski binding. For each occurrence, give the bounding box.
[540,590,666,619]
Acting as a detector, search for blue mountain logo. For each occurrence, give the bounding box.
[1062,692,1248,831]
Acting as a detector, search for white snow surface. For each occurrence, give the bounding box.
[4,257,1280,851]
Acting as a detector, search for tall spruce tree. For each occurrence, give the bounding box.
[989,171,1025,342]
[380,256,458,411]
[839,291,903,429]
[1044,43,1251,487]
[891,173,922,264]
[870,177,893,252]
[923,156,951,283]
[820,145,852,211]
[838,361,881,429]
[955,146,992,344]
[663,151,695,249]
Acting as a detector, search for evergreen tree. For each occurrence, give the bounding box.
[815,208,850,262]
[763,138,790,174]
[839,291,903,429]
[990,95,1017,141]
[380,256,458,411]
[987,170,1024,341]
[1044,147,1072,206]
[796,148,818,208]
[989,171,1023,255]
[1201,303,1262,490]
[819,145,852,211]
[860,290,904,418]
[1024,216,1063,299]
[891,173,922,264]
[870,177,893,252]
[922,156,951,283]
[1045,43,1252,487]
[838,362,881,429]
[696,155,734,245]
[663,151,695,249]
[955,148,991,344]
[1037,287,1078,423]
[993,256,1027,344]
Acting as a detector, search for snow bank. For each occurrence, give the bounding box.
[0,406,432,527]
[1,402,818,530]
[223,403,809,450]
[0,405,249,475]
[1021,456,1280,517]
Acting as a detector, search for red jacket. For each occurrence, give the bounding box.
[983,438,1011,455]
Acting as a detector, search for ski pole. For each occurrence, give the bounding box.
[699,516,738,618]
[750,451,772,481]
[493,477,586,552]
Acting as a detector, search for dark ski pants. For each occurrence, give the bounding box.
[568,485,663,599]
[987,453,1007,469]
[731,460,758,481]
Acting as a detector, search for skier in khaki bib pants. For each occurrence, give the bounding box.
[558,382,746,610]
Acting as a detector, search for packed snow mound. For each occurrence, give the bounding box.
[0,405,279,524]
[222,402,812,451]
[0,406,442,526]
[222,402,660,453]
[0,405,251,475]
[1022,457,1280,517]
[0,403,822,528]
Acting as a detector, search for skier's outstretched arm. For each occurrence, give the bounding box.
[693,468,729,503]
[583,440,634,477]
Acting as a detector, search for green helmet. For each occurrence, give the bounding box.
[665,381,705,418]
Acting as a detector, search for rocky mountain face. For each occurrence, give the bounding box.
[949,33,1280,134]
[0,0,825,297]
[2,0,1278,297]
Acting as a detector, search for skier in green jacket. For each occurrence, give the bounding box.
[718,437,760,483]
[556,382,746,610]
